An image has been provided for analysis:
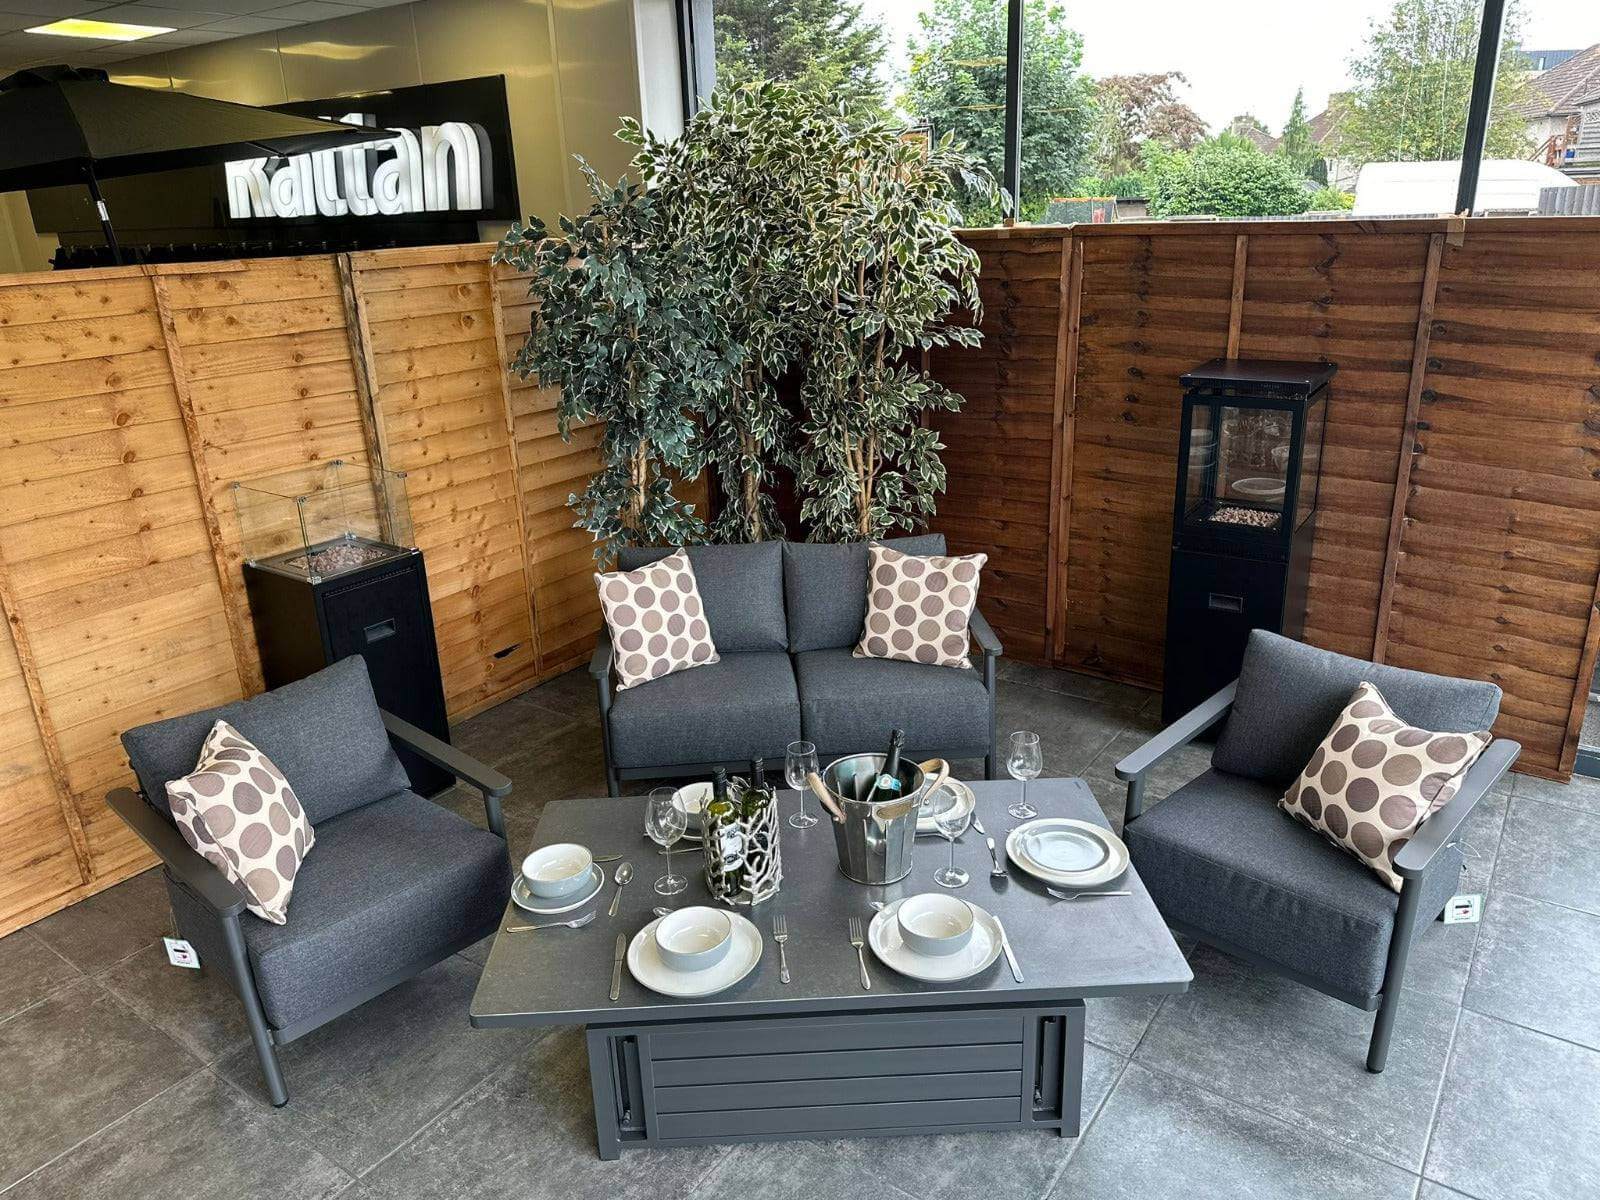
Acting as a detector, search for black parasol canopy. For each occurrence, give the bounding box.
[0,65,387,263]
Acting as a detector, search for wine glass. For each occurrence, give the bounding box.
[1007,731,1043,820]
[646,787,688,896]
[932,802,971,889]
[785,740,820,829]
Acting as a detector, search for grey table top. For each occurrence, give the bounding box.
[469,778,1192,1029]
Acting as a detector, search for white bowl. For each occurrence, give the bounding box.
[672,782,712,835]
[896,893,974,957]
[654,906,733,973]
[520,843,593,899]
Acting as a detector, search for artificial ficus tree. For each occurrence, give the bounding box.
[494,163,729,559]
[786,111,994,541]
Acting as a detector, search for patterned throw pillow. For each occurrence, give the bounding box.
[595,548,719,690]
[165,721,314,925]
[854,544,988,669]
[1279,681,1490,891]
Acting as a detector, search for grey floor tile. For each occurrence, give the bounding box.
[1467,891,1600,1051]
[1051,1063,1419,1199]
[213,956,519,1175]
[1457,788,1509,896]
[352,1027,725,1200]
[995,685,1131,780]
[3,1070,349,1200]
[997,660,1153,714]
[97,942,253,1064]
[1417,1184,1478,1200]
[1510,769,1600,817]
[1078,729,1214,832]
[1493,797,1600,916]
[1425,1011,1600,1200]
[1133,945,1457,1170]
[0,978,199,1189]
[1404,912,1481,1007]
[1085,990,1168,1057]
[0,929,81,1022]
[451,691,582,770]
[28,867,172,973]
[694,1141,920,1200]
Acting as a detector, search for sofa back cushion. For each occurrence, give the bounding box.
[122,656,411,825]
[783,534,948,652]
[1212,630,1502,787]
[618,542,787,653]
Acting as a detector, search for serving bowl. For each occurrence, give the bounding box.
[896,893,974,957]
[520,843,593,899]
[654,906,734,973]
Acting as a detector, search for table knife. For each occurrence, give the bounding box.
[609,933,626,1002]
[994,917,1024,983]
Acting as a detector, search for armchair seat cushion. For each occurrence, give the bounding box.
[607,652,801,768]
[241,789,508,1029]
[1126,769,1463,1006]
[794,647,991,758]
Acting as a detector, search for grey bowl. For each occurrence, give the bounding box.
[654,907,733,973]
[896,894,974,957]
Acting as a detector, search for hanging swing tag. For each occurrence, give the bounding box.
[1443,894,1482,925]
[163,937,200,969]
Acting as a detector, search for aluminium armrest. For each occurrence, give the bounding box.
[1116,681,1237,782]
[105,787,247,918]
[969,608,1003,658]
[381,710,512,800]
[588,626,615,680]
[1393,738,1520,880]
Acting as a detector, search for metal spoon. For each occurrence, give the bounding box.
[607,862,633,918]
[653,907,672,918]
[506,912,596,933]
[986,836,1006,877]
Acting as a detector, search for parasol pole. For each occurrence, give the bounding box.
[81,162,122,265]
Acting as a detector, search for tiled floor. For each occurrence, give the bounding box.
[3,662,1597,1199]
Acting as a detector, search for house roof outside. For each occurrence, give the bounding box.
[1512,43,1600,119]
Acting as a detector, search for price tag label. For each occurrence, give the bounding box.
[164,937,201,969]
[1443,894,1482,925]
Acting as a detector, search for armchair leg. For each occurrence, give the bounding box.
[223,916,289,1106]
[984,754,996,781]
[1367,876,1424,1073]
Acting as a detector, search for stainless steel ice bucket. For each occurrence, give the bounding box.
[819,753,950,885]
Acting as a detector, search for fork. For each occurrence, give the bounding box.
[1046,888,1132,901]
[773,915,791,985]
[848,917,871,990]
[506,912,597,933]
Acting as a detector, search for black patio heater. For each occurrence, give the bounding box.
[1161,358,1335,724]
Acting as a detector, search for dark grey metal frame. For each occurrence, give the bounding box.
[584,1001,1084,1159]
[105,710,512,1107]
[1115,681,1520,1073]
[590,609,1004,796]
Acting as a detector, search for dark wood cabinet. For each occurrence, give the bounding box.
[243,549,452,796]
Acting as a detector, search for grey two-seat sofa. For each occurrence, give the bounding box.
[592,535,1002,795]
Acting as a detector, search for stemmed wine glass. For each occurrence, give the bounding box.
[1007,731,1043,820]
[933,802,971,889]
[646,787,688,895]
[785,740,820,829]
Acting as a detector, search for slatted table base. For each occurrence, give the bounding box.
[583,1001,1086,1159]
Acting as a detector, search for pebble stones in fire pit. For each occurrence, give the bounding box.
[1209,505,1279,529]
[285,541,398,577]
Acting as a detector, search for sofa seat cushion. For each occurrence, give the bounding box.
[783,534,948,653]
[242,790,508,1029]
[1213,630,1502,788]
[618,542,787,653]
[794,648,990,758]
[123,656,410,825]
[607,652,801,768]
[1126,769,1464,1006]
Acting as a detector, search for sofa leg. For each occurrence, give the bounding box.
[224,917,288,1105]
[605,767,620,798]
[1366,991,1399,1074]
[984,754,997,781]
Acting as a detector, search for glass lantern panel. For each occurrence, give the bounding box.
[1182,403,1217,521]
[1209,405,1290,532]
[1296,395,1326,527]
[233,459,415,580]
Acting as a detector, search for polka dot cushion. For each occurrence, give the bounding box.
[1279,681,1490,892]
[595,548,719,691]
[165,720,314,925]
[854,543,988,669]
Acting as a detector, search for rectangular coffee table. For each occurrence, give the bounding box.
[470,777,1190,1158]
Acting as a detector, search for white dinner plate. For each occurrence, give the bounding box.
[510,865,604,915]
[917,777,976,834]
[1006,819,1129,889]
[868,897,1004,983]
[628,911,763,998]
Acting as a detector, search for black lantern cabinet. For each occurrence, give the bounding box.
[1161,358,1335,724]
[233,461,453,796]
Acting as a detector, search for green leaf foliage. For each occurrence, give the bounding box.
[1142,134,1311,218]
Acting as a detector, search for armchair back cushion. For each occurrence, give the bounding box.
[122,656,410,825]
[618,541,787,653]
[1213,631,1502,788]
[783,534,948,653]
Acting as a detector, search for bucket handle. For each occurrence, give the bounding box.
[918,758,951,804]
[805,770,846,823]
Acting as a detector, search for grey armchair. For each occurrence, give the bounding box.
[1116,631,1518,1073]
[108,656,512,1106]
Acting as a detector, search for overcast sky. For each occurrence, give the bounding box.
[863,0,1598,132]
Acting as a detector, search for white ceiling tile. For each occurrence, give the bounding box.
[262,2,365,22]
[89,5,233,28]
[0,2,109,17]
[194,13,292,32]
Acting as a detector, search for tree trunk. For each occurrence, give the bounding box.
[739,429,764,543]
[627,438,650,530]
